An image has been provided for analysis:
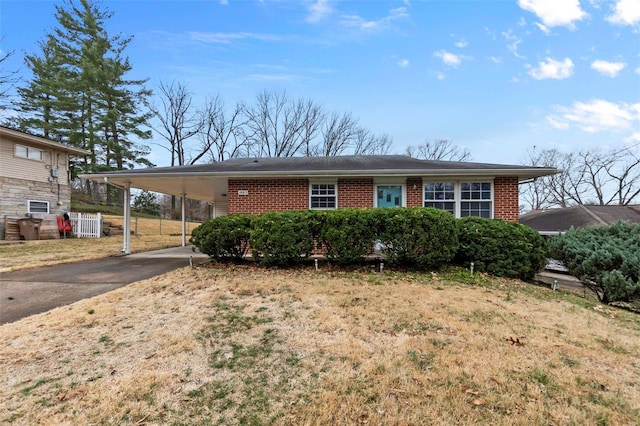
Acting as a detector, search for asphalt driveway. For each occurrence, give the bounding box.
[0,246,209,325]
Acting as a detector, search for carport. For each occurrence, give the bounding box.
[80,165,230,254]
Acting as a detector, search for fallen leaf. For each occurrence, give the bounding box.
[472,398,486,406]
[58,387,87,401]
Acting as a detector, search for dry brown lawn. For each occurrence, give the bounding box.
[1,260,639,425]
[0,215,200,273]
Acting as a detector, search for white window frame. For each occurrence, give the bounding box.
[15,144,44,161]
[309,182,338,210]
[28,200,50,214]
[422,180,494,218]
[423,182,456,215]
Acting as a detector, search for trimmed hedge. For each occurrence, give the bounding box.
[189,214,252,262]
[249,210,321,266]
[455,217,547,280]
[550,222,640,304]
[375,207,458,269]
[190,209,548,279]
[319,209,377,265]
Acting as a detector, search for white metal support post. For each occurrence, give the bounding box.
[123,183,131,254]
[181,193,187,247]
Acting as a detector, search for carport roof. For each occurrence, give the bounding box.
[80,155,558,203]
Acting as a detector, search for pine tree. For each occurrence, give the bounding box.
[17,0,152,183]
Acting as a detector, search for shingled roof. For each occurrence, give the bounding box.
[80,155,558,203]
[520,205,640,234]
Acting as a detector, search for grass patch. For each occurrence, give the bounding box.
[1,265,639,425]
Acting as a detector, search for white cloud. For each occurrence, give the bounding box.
[535,22,550,33]
[636,66,640,75]
[625,132,640,143]
[546,116,570,129]
[590,60,626,77]
[341,7,409,31]
[607,0,640,25]
[397,59,409,67]
[518,0,587,28]
[307,0,333,23]
[190,32,282,44]
[528,57,574,79]
[246,74,300,82]
[502,29,524,59]
[489,56,503,64]
[434,50,470,68]
[454,39,468,48]
[547,99,640,133]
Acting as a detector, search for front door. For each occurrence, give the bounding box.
[376,185,403,207]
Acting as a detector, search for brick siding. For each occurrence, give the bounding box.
[337,178,374,208]
[227,175,520,222]
[228,179,309,214]
[494,176,520,222]
[406,177,423,207]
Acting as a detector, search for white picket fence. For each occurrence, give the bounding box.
[69,212,102,238]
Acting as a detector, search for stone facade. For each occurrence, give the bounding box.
[0,176,70,239]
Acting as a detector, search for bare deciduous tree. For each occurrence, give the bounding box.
[405,139,471,161]
[200,95,247,163]
[316,111,358,156]
[0,48,18,110]
[520,144,640,211]
[353,128,392,155]
[243,90,323,158]
[150,80,205,166]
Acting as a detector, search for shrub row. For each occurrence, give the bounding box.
[190,208,548,279]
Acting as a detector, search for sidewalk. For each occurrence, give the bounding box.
[535,270,585,291]
[0,246,209,325]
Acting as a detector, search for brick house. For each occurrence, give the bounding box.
[82,156,558,252]
[0,126,89,239]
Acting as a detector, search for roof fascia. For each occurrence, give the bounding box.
[81,167,558,181]
[1,127,90,156]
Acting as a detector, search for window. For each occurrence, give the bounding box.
[424,182,455,214]
[460,182,492,218]
[310,183,337,209]
[28,200,50,214]
[15,144,44,161]
[423,181,493,218]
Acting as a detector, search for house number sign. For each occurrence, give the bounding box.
[238,190,249,196]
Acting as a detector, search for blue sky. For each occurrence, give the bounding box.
[1,0,639,166]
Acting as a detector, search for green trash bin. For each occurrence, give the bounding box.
[18,218,43,240]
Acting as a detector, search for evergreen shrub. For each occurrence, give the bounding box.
[319,209,377,265]
[189,214,252,261]
[550,222,640,304]
[249,210,320,266]
[376,207,458,269]
[455,217,547,280]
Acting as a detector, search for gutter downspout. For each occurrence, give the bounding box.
[181,193,186,247]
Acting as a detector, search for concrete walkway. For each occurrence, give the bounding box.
[0,246,209,325]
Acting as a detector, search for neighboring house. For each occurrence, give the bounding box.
[0,126,89,240]
[520,204,640,235]
[82,155,558,222]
